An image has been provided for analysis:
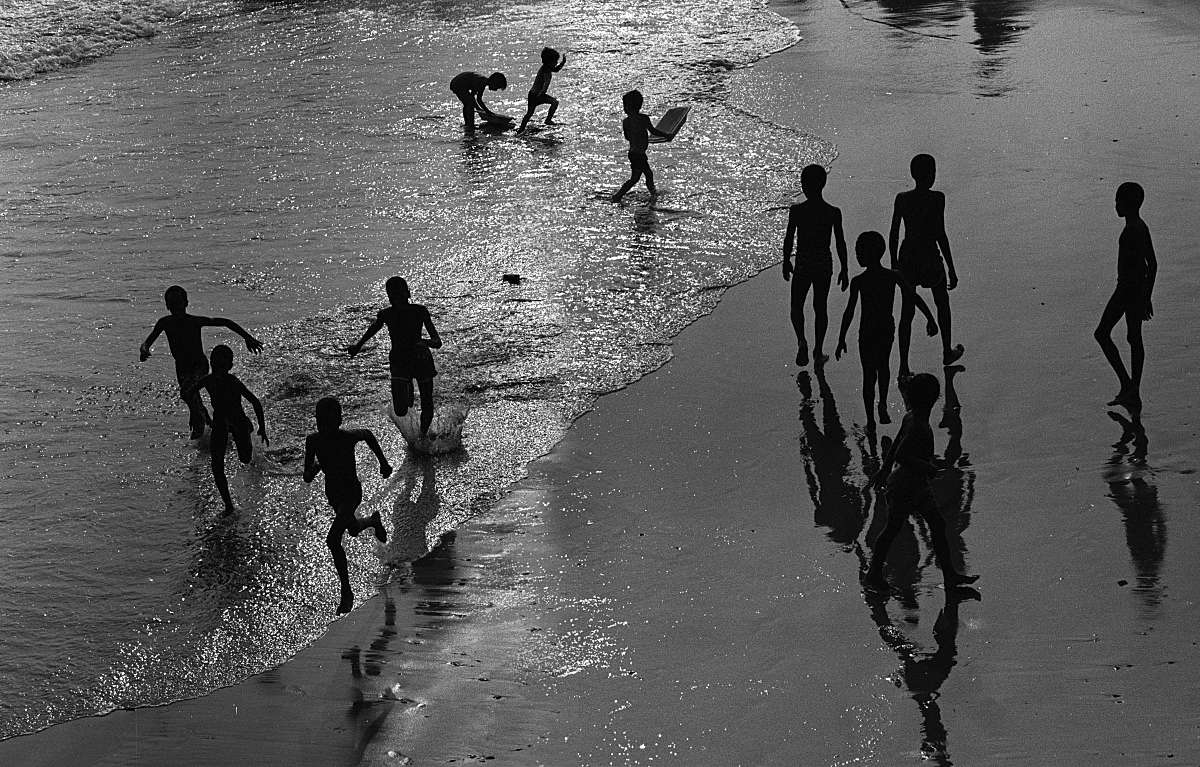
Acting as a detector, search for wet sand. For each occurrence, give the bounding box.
[4,0,1200,764]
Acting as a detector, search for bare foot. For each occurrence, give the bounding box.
[371,512,387,543]
[878,406,891,425]
[337,591,354,615]
[796,341,809,367]
[946,571,979,586]
[943,344,965,366]
[813,351,829,367]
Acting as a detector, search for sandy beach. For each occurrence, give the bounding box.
[3,0,1199,764]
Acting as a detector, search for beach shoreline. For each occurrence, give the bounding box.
[4,0,1200,763]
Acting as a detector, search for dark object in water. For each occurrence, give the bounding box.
[502,274,521,285]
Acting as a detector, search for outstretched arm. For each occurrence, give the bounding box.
[208,317,263,354]
[303,435,320,483]
[835,280,859,360]
[349,316,385,356]
[935,196,957,290]
[833,208,849,291]
[239,379,269,445]
[140,318,166,361]
[888,196,903,270]
[357,429,393,478]
[422,309,442,349]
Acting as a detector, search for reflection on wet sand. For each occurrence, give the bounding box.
[342,592,399,763]
[1104,410,1166,616]
[797,368,866,548]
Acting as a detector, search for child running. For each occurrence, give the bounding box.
[348,277,443,436]
[865,373,978,591]
[889,154,964,375]
[1094,181,1156,409]
[610,90,670,202]
[516,47,566,133]
[835,231,938,427]
[449,71,508,133]
[183,345,268,514]
[782,164,849,366]
[140,285,263,439]
[303,397,392,614]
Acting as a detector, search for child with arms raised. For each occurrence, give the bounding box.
[517,47,566,133]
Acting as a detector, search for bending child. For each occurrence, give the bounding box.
[1094,181,1156,409]
[836,231,937,428]
[304,397,391,614]
[783,164,849,366]
[449,71,508,133]
[889,154,963,374]
[140,285,263,439]
[184,345,268,514]
[865,373,977,591]
[517,47,566,133]
[349,277,443,435]
[610,90,669,202]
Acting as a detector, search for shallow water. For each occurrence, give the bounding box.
[0,0,832,739]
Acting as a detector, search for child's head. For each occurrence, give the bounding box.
[487,72,507,90]
[540,47,559,66]
[855,231,886,267]
[385,276,410,305]
[164,285,188,313]
[910,154,936,188]
[901,372,940,411]
[622,89,643,115]
[1115,181,1144,216]
[800,164,827,197]
[315,396,343,433]
[210,344,234,372]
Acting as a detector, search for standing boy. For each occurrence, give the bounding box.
[184,345,269,514]
[304,397,392,614]
[835,231,938,427]
[348,277,442,436]
[610,90,670,202]
[889,154,963,375]
[449,71,508,133]
[1094,181,1156,408]
[865,373,978,591]
[782,164,849,366]
[140,285,263,438]
[516,47,566,133]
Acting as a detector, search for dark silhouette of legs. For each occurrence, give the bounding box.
[811,274,832,364]
[184,391,209,439]
[328,507,386,614]
[860,357,878,428]
[932,287,963,365]
[545,95,559,123]
[611,169,643,202]
[876,341,893,424]
[898,298,915,379]
[790,274,814,365]
[391,377,415,417]
[868,491,975,588]
[416,377,434,435]
[209,424,234,513]
[1094,291,1141,404]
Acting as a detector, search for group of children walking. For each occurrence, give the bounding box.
[140,278,442,612]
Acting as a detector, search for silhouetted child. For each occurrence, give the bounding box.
[140,285,264,439]
[1094,181,1157,409]
[610,90,669,202]
[865,373,977,591]
[783,164,849,366]
[349,277,443,435]
[303,397,392,614]
[889,154,963,374]
[449,71,508,133]
[184,345,268,514]
[517,47,566,133]
[836,231,937,428]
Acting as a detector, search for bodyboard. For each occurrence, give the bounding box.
[648,106,690,143]
[477,108,514,125]
[386,404,468,455]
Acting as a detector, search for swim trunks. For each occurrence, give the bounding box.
[628,150,650,173]
[389,344,436,381]
[325,477,364,511]
[793,250,833,280]
[897,240,947,289]
[857,319,896,362]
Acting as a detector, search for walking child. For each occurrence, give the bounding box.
[782,164,849,366]
[610,90,670,202]
[183,345,269,514]
[348,277,443,436]
[889,154,964,375]
[303,397,391,614]
[865,373,978,590]
[1094,181,1156,408]
[140,285,263,438]
[835,231,938,427]
[516,47,566,133]
[449,71,508,133]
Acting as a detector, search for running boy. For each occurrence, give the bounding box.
[835,231,938,427]
[140,285,264,438]
[449,71,508,133]
[610,90,670,202]
[865,373,977,590]
[1094,181,1156,408]
[782,164,849,366]
[184,345,268,514]
[303,397,391,614]
[889,154,964,375]
[516,47,566,133]
[348,277,443,436]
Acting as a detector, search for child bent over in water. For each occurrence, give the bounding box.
[304,397,392,614]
